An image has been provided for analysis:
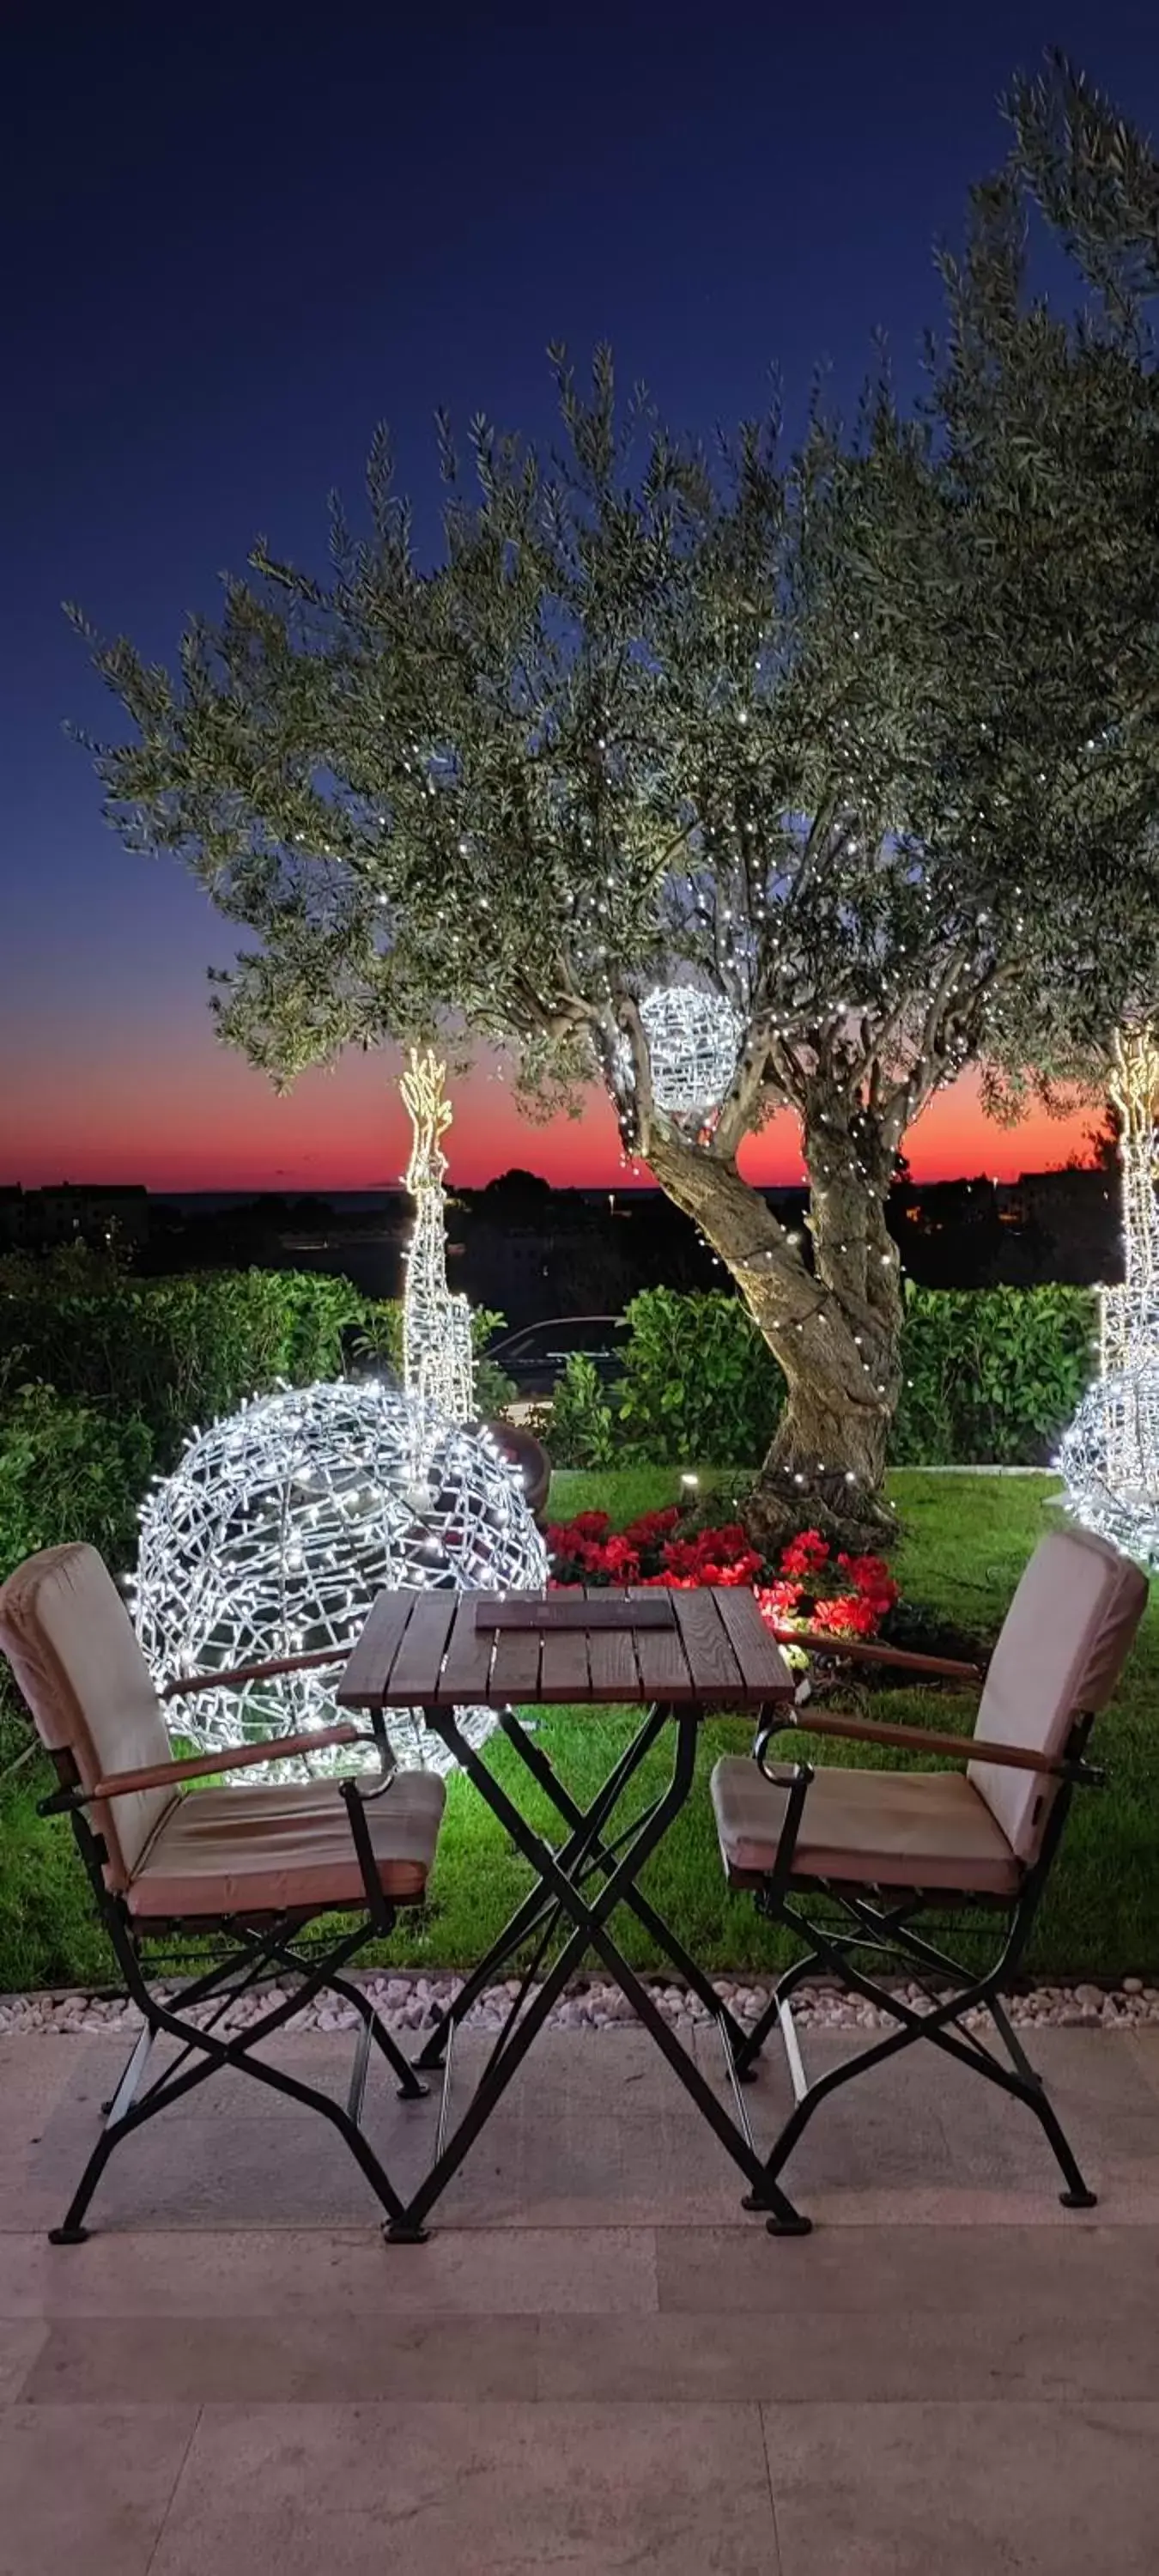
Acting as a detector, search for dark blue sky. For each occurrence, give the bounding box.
[3,0,1158,1188]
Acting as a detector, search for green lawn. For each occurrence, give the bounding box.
[1,1468,1156,1990]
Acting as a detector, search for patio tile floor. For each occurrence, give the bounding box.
[2,2023,1159,2569]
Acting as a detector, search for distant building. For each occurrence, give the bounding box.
[12,1185,150,1254]
[996,1169,1117,1286]
[0,1186,26,1251]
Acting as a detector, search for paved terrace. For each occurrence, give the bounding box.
[3,2019,1159,2571]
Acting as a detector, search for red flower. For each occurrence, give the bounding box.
[837,1552,899,1610]
[623,1507,681,1544]
[755,1578,804,1625]
[780,1529,829,1577]
[659,1538,703,1577]
[810,1593,881,1637]
[599,1534,641,1581]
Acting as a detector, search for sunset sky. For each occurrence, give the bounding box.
[3,2,1146,1199]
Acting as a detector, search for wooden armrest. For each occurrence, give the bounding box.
[765,1709,1063,1776]
[93,1722,368,1798]
[161,1644,350,1700]
[770,1625,983,1683]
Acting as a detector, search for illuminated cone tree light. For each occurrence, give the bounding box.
[400,1046,475,1421]
[1059,1021,1159,1562]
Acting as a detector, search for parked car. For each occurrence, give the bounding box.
[487,1315,629,1402]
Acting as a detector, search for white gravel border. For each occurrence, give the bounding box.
[1,1971,1156,2039]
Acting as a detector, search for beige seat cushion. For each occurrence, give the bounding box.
[968,1525,1147,1860]
[711,1755,1020,1896]
[126,1771,446,1921]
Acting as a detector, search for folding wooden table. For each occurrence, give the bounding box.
[337,1584,801,2238]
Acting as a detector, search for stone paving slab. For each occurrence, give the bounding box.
[3,2024,1159,2571]
[764,2398,1159,2576]
[13,2022,1159,2234]
[656,2219,1159,2315]
[143,2400,780,2576]
[0,2223,659,2317]
[0,2403,198,2576]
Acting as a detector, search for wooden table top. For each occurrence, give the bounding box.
[337,1585,796,1712]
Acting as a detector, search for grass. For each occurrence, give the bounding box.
[1,1467,1156,1990]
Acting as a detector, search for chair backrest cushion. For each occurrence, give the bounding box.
[0,1542,174,1889]
[968,1526,1147,1862]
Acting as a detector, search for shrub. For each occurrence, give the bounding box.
[614,1288,784,1465]
[545,1283,1098,1469]
[892,1285,1097,1466]
[469,1309,518,1419]
[0,1383,153,1583]
[0,1258,520,1598]
[547,1353,618,1467]
[0,1248,373,1470]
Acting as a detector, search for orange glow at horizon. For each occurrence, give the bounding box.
[1,1037,1095,1193]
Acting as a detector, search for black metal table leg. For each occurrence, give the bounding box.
[390,1699,810,2239]
[423,1696,752,2063]
[415,1702,669,2069]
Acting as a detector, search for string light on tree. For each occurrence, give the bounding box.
[400,1048,475,1423]
[1059,1020,1159,1561]
[615,985,743,1117]
[130,1379,547,1773]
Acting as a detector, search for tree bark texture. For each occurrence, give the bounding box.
[647,1094,902,1550]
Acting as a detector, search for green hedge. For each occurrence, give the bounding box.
[892,1285,1097,1466]
[0,1384,153,1581]
[547,1283,1098,1468]
[616,1288,784,1465]
[0,1247,371,1473]
[0,1251,515,1589]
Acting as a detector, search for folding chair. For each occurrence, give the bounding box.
[0,1541,446,2241]
[709,1524,1147,2233]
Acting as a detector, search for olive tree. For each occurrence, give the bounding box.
[77,82,1159,1540]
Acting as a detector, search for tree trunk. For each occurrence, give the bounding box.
[647,1091,902,1551]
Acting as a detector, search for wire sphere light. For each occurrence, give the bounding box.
[616,986,743,1116]
[130,1378,547,1772]
[1057,1357,1159,1565]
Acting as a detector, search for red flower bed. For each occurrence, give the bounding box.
[544,1510,899,1647]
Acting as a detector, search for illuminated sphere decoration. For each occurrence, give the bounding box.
[616,986,743,1117]
[130,1379,547,1773]
[1057,1358,1159,1567]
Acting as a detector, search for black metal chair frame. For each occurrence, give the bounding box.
[722,1704,1105,2235]
[39,1700,432,2244]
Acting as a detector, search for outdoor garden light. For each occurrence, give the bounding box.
[399,1046,475,1425]
[1060,1020,1159,1563]
[131,1378,547,1774]
[615,984,743,1116]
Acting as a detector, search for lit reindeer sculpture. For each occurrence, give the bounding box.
[400,1048,476,1425]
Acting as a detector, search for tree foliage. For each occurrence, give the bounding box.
[74,58,1159,1528]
